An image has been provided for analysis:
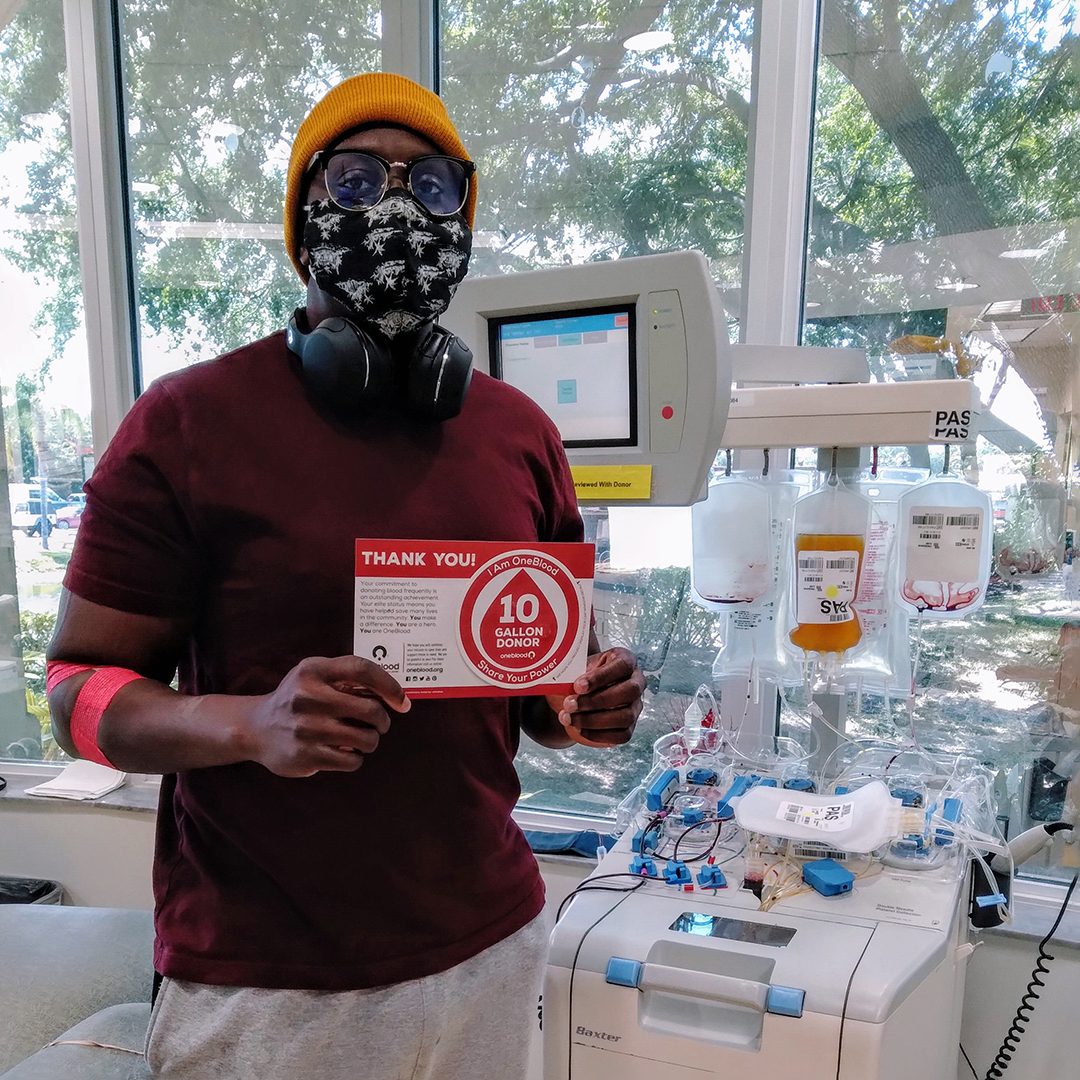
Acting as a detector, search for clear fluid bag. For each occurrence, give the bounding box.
[831,476,917,695]
[712,474,804,687]
[691,476,774,608]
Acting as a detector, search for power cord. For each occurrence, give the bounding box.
[555,874,649,924]
[566,889,636,1080]
[981,871,1079,1078]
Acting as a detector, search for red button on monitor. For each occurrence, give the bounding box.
[661,406,675,420]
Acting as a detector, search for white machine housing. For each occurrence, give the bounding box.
[544,830,971,1079]
[723,379,980,449]
[442,251,731,506]
[445,251,981,504]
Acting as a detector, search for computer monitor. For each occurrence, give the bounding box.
[489,305,637,448]
[442,250,731,506]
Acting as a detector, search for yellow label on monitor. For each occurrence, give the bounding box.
[570,465,653,501]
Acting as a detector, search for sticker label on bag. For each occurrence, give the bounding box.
[906,507,983,581]
[354,539,594,698]
[796,550,859,624]
[778,801,855,831]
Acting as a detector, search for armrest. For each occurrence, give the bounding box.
[0,906,154,1071]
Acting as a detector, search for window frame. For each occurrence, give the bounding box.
[44,0,1076,904]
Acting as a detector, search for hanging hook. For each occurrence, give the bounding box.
[762,447,770,478]
[725,448,732,477]
[943,443,952,476]
[828,446,839,484]
[871,446,879,478]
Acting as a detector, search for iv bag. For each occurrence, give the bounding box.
[691,477,773,609]
[787,480,872,658]
[832,477,916,695]
[896,477,992,618]
[711,474,804,687]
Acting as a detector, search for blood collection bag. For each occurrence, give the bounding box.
[788,480,871,657]
[691,477,773,609]
[896,477,992,618]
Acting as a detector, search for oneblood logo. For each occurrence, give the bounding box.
[458,550,583,688]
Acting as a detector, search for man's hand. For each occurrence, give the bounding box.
[546,647,645,748]
[245,656,411,777]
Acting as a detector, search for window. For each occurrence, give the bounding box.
[118,0,384,384]
[0,0,93,762]
[439,0,754,310]
[805,0,1080,878]
[440,0,755,814]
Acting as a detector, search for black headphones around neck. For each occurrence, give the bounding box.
[285,309,474,422]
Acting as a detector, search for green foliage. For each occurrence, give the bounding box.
[25,687,62,761]
[813,0,1080,251]
[1,1,1076,372]
[19,608,56,657]
[19,608,56,704]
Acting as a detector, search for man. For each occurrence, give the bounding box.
[46,72,645,1079]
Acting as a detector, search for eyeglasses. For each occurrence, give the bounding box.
[308,150,475,218]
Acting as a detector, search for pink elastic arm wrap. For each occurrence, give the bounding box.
[45,660,143,768]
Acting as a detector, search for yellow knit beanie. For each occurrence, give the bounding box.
[284,72,476,281]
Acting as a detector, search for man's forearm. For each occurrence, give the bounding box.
[50,673,257,773]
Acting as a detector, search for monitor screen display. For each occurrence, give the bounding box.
[489,305,637,448]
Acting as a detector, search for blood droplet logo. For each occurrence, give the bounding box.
[477,570,559,671]
[459,550,584,688]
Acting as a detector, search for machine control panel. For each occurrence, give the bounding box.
[647,290,688,454]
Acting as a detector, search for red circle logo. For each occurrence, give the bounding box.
[458,550,584,688]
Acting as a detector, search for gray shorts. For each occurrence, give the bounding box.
[145,914,549,1080]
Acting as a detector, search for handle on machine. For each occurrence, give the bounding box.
[637,963,768,1012]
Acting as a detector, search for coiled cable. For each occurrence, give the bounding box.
[983,870,1078,1078]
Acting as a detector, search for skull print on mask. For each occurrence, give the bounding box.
[302,194,473,340]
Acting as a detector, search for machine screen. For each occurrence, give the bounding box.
[489,306,637,448]
[669,913,797,947]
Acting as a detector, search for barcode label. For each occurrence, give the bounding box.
[795,548,859,624]
[800,557,857,571]
[777,801,854,832]
[905,505,986,601]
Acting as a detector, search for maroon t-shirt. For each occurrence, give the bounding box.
[64,332,583,991]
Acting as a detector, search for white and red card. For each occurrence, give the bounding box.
[354,539,595,698]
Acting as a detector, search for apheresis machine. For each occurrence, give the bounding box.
[542,746,1000,1080]
[444,252,1064,1079]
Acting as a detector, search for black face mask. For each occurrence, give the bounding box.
[303,194,473,339]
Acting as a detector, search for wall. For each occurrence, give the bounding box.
[0,794,156,908]
[958,927,1080,1079]
[3,794,1080,1078]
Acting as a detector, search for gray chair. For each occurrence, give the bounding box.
[0,905,154,1078]
[0,1005,151,1080]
